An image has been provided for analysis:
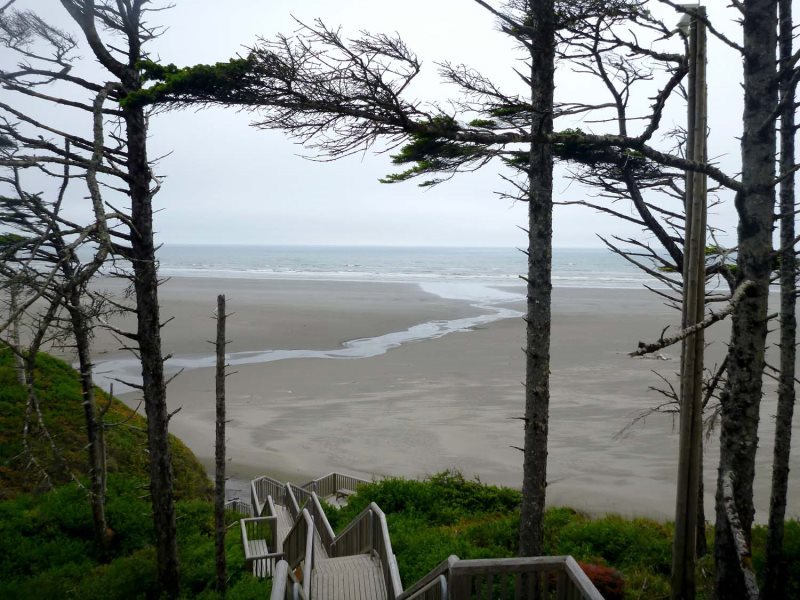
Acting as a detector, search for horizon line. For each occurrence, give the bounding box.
[158,242,612,250]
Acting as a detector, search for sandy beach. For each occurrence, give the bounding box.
[92,276,798,522]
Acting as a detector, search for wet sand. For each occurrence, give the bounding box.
[98,277,797,522]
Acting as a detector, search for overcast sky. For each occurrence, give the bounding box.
[7,1,747,248]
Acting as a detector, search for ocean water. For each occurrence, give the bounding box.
[155,245,660,290]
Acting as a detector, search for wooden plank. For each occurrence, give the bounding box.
[311,555,387,600]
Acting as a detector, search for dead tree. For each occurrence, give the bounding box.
[214,294,228,595]
[712,1,779,596]
[1,2,180,593]
[763,0,798,597]
[0,72,120,548]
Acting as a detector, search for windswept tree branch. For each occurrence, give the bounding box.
[630,280,755,357]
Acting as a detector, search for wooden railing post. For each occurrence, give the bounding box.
[449,567,470,599]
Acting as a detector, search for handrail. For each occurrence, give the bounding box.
[331,501,403,599]
[224,498,253,517]
[282,508,314,600]
[398,555,602,600]
[372,503,404,600]
[270,560,309,600]
[269,560,289,600]
[251,479,264,517]
[301,472,370,498]
[252,475,287,517]
[240,516,282,577]
[330,504,373,556]
[397,555,459,600]
[448,556,605,600]
[290,482,312,509]
[284,483,301,519]
[401,574,447,600]
[564,556,606,599]
[254,472,370,515]
[309,491,336,553]
[266,495,279,551]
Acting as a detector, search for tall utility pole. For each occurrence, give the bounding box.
[672,6,708,600]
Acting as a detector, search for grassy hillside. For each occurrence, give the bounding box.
[0,349,266,598]
[0,349,210,500]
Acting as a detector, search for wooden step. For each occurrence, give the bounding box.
[311,554,387,600]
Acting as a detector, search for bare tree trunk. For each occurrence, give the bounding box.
[697,467,707,557]
[215,295,227,595]
[763,1,796,596]
[56,0,180,591]
[9,282,24,385]
[714,1,778,597]
[67,287,109,553]
[519,0,555,558]
[125,103,179,597]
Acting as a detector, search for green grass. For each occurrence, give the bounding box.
[0,349,211,500]
[0,483,270,599]
[0,349,265,598]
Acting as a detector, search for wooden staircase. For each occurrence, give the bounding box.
[236,471,603,600]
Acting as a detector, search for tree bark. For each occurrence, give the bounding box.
[125,102,180,598]
[67,287,109,553]
[215,295,227,595]
[763,0,796,596]
[714,1,778,597]
[518,0,555,558]
[9,282,24,385]
[56,3,181,593]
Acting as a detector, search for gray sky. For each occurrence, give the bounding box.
[6,1,748,248]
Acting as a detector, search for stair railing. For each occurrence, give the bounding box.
[290,482,312,510]
[240,492,283,577]
[309,491,335,552]
[269,559,307,600]
[240,513,282,578]
[269,560,289,600]
[251,475,286,517]
[397,555,459,600]
[282,508,314,600]
[223,498,253,518]
[284,483,301,520]
[401,574,448,600]
[301,472,370,498]
[403,555,604,600]
[330,501,403,599]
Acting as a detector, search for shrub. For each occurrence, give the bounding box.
[579,562,625,600]
[555,515,672,575]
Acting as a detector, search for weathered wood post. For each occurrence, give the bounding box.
[215,294,228,594]
[672,6,707,599]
